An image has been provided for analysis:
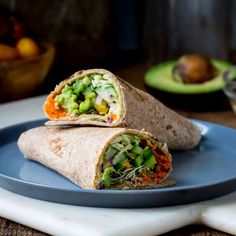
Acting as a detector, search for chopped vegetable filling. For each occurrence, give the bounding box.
[49,73,120,123]
[100,134,171,189]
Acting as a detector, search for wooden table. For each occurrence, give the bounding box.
[0,64,235,235]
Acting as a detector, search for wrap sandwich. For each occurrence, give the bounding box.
[43,69,201,150]
[18,127,173,190]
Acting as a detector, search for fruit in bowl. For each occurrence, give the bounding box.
[0,42,54,103]
[16,37,40,58]
[0,37,41,61]
[0,14,55,103]
[0,44,19,61]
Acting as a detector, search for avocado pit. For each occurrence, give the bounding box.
[173,54,218,84]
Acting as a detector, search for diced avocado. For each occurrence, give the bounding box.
[85,92,96,99]
[68,100,79,109]
[90,97,96,107]
[70,108,80,115]
[55,91,76,104]
[82,86,93,95]
[143,154,157,170]
[143,147,152,159]
[82,76,91,86]
[55,92,80,114]
[55,94,64,104]
[133,155,144,167]
[115,157,129,169]
[62,85,74,94]
[73,79,86,94]
[131,145,143,155]
[79,99,91,113]
[102,167,116,188]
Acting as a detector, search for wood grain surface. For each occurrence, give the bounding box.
[0,217,232,236]
[1,64,235,235]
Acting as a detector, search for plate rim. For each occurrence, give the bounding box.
[0,118,236,195]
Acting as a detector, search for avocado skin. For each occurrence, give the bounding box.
[145,59,231,111]
[145,60,231,94]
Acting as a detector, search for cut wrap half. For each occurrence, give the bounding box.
[18,127,173,190]
[44,68,201,150]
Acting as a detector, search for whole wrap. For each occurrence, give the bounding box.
[18,126,172,189]
[44,69,201,150]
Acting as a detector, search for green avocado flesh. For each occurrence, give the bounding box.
[55,73,120,123]
[145,60,231,94]
[100,134,164,189]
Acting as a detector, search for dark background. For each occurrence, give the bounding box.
[0,0,236,94]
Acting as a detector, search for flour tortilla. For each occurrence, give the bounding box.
[18,126,172,190]
[44,69,201,150]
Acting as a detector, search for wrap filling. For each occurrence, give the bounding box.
[98,134,171,189]
[44,72,121,124]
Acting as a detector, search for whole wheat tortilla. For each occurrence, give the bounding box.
[17,126,172,190]
[44,69,201,150]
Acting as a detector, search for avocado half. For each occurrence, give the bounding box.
[145,60,231,94]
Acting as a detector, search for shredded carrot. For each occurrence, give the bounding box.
[158,155,171,171]
[140,150,171,184]
[142,171,167,184]
[153,151,171,172]
[110,113,117,121]
[154,172,167,182]
[44,94,67,118]
[142,174,152,183]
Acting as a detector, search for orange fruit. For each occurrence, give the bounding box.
[16,37,40,58]
[0,44,19,61]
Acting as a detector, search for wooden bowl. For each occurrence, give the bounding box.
[0,43,55,103]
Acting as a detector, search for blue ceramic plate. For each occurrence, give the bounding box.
[0,119,236,208]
